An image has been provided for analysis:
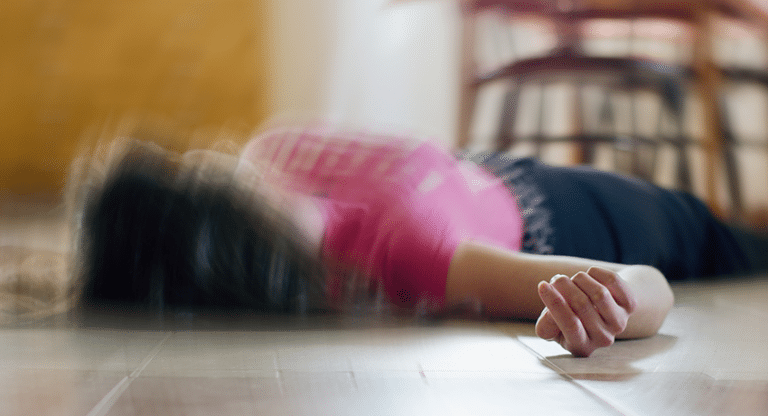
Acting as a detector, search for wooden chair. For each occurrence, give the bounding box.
[457,0,768,219]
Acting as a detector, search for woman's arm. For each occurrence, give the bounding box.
[444,240,674,356]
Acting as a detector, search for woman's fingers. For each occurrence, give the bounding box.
[536,269,638,357]
[587,266,638,313]
[571,271,629,335]
[535,307,561,340]
[537,279,593,356]
[549,274,615,350]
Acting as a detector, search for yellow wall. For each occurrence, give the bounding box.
[0,0,270,195]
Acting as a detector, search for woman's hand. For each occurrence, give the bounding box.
[535,266,638,357]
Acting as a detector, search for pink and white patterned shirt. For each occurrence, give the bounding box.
[241,124,523,308]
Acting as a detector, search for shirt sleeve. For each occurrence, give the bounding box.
[321,198,459,309]
[379,205,459,309]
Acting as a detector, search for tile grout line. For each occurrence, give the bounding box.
[513,337,643,416]
[84,332,173,416]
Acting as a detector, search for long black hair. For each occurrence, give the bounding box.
[72,141,327,314]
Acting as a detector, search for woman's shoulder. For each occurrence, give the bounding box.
[242,122,438,162]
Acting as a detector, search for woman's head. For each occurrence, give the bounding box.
[70,140,326,314]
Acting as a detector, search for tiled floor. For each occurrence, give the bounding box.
[2,207,768,415]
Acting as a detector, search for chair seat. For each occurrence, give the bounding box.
[475,50,687,88]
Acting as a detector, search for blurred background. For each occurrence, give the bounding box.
[2,0,768,228]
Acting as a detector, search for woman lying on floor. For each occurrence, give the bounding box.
[68,123,768,357]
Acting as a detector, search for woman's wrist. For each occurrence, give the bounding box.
[616,265,674,339]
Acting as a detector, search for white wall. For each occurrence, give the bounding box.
[267,0,341,121]
[268,0,461,148]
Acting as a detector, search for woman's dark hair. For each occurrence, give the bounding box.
[74,142,326,314]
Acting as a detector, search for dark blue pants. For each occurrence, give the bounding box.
[471,155,753,280]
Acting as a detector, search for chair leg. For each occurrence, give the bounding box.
[628,89,643,178]
[647,94,666,182]
[457,11,478,150]
[596,88,623,173]
[673,121,693,195]
[598,88,614,128]
[573,80,593,165]
[662,77,693,193]
[458,82,479,150]
[719,95,745,223]
[534,82,546,158]
[494,80,520,152]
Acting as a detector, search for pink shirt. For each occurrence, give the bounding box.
[241,125,523,308]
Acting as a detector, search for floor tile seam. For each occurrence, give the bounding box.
[84,332,172,416]
[511,337,566,375]
[513,336,639,416]
[274,368,425,392]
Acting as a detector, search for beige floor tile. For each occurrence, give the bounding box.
[0,368,123,416]
[279,371,357,396]
[141,331,278,376]
[340,328,432,372]
[576,373,768,416]
[416,330,551,373]
[318,325,547,373]
[518,333,681,376]
[276,344,354,372]
[0,329,168,373]
[426,375,622,416]
[106,376,277,416]
[106,374,440,416]
[103,372,621,416]
[705,341,768,380]
[349,370,426,391]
